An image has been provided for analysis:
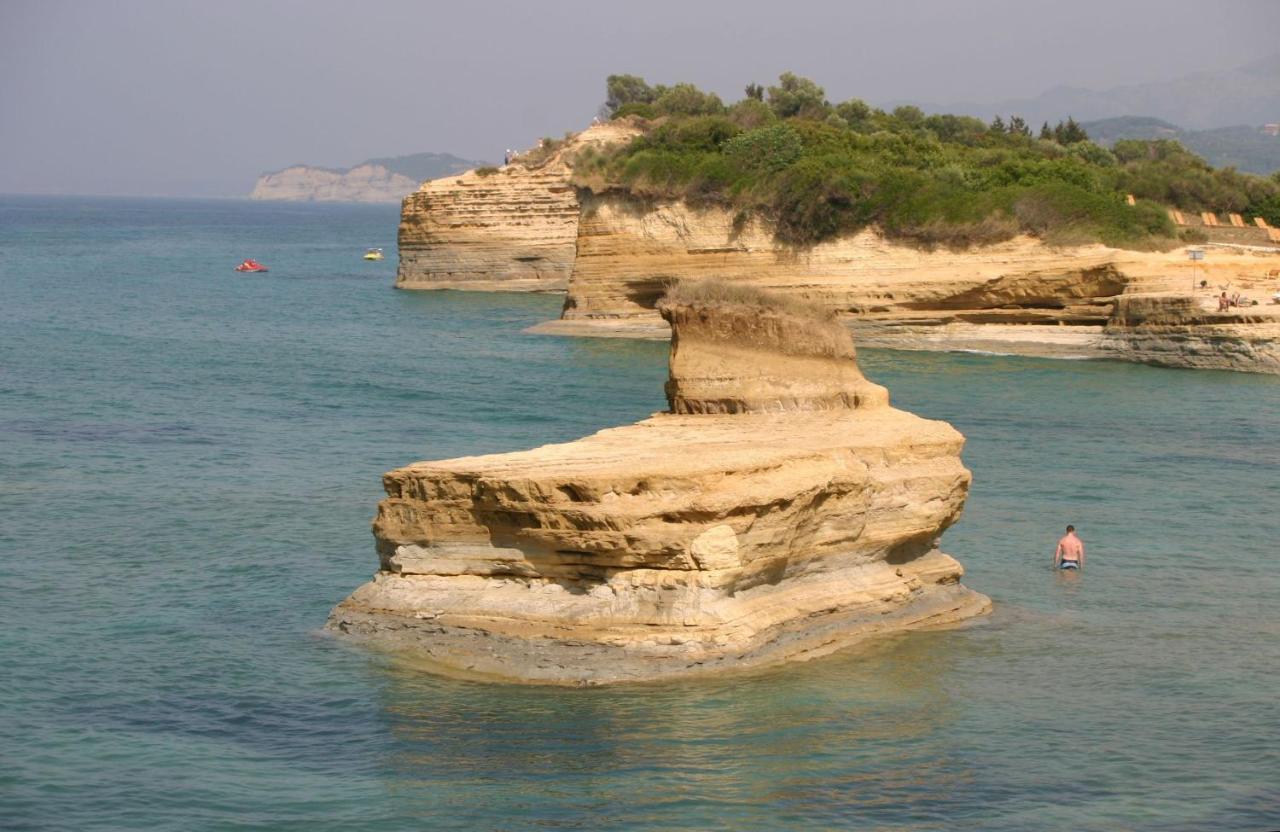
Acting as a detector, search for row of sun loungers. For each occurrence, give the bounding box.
[1162,206,1274,235]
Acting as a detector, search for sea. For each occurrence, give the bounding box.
[2,196,1278,831]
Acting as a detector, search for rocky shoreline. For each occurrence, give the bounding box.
[394,123,1280,374]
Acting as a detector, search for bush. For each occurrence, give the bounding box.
[475,166,500,177]
[574,71,1280,251]
[605,74,661,114]
[654,83,724,117]
[723,124,803,174]
[767,72,829,120]
[612,102,657,120]
[835,98,873,130]
[728,98,776,129]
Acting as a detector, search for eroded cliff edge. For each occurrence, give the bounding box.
[395,125,1280,371]
[328,287,991,685]
[395,122,642,292]
[552,194,1280,373]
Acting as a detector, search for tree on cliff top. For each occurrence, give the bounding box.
[605,74,663,115]
[766,72,829,120]
[577,71,1280,247]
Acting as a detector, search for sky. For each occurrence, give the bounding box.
[3,0,1279,196]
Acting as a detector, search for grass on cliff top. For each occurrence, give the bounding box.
[662,279,834,320]
[570,73,1280,251]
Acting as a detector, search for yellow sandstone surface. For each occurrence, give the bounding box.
[552,196,1280,372]
[1101,295,1280,372]
[328,297,990,685]
[395,122,642,292]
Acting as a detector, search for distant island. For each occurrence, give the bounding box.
[250,151,490,203]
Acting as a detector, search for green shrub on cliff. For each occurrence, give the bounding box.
[580,72,1280,248]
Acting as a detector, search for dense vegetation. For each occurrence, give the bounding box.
[570,74,1280,250]
[1083,116,1280,177]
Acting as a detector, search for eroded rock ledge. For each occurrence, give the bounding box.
[328,290,990,685]
[1101,295,1280,372]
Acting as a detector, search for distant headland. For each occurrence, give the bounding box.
[250,151,490,203]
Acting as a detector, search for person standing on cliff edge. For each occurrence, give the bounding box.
[1054,525,1085,570]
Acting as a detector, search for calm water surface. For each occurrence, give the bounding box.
[1,196,1277,830]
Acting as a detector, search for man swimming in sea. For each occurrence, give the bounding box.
[1054,525,1085,570]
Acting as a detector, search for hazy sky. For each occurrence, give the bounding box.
[3,0,1279,196]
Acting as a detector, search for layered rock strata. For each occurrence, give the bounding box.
[562,196,1280,326]
[395,122,642,292]
[328,296,990,685]
[564,197,1131,325]
[1101,295,1280,373]
[552,195,1280,372]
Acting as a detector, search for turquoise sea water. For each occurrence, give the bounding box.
[2,196,1278,831]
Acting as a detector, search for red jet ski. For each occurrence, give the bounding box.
[235,259,269,273]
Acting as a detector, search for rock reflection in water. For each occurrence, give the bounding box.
[372,632,969,829]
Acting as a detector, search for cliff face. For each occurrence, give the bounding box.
[564,195,1272,326]
[556,195,1280,372]
[396,122,642,292]
[328,296,990,685]
[390,125,1280,371]
[1101,295,1280,372]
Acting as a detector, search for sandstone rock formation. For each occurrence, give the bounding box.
[553,195,1280,372]
[328,288,990,684]
[1101,295,1280,372]
[391,124,1280,371]
[562,195,1276,329]
[395,122,642,292]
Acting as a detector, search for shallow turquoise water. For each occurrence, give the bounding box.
[2,196,1278,831]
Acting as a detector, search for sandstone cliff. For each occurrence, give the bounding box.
[391,126,1280,372]
[395,122,642,292]
[328,289,990,684]
[563,195,1280,325]
[1101,295,1280,372]
[555,195,1280,372]
[564,196,1133,325]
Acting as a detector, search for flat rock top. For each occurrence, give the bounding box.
[393,409,959,481]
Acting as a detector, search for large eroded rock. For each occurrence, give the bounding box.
[328,295,991,684]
